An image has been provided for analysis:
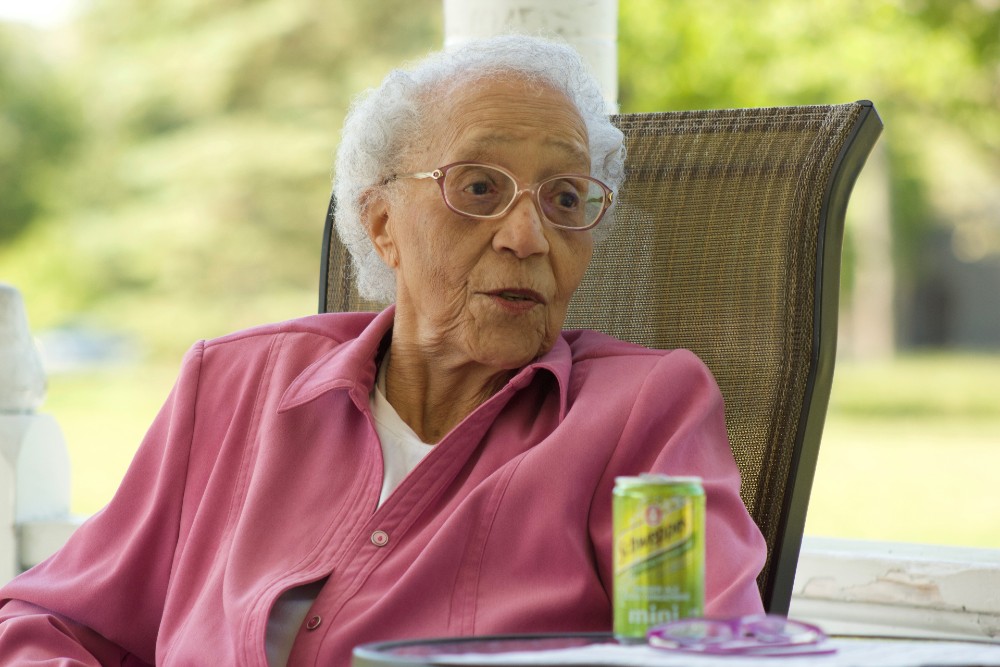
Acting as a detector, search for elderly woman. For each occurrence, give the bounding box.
[0,35,765,665]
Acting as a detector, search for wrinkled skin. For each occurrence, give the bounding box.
[364,75,594,442]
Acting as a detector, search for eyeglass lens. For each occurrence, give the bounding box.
[442,164,605,228]
[743,617,823,644]
[664,619,734,645]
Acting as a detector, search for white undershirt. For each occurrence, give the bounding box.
[370,363,437,506]
[264,357,434,666]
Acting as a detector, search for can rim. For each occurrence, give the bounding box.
[614,474,703,486]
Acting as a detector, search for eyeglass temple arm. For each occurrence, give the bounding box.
[386,170,441,183]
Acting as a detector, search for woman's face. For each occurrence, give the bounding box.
[368,75,594,372]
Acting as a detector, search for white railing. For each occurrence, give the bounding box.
[0,283,79,583]
[791,536,1000,641]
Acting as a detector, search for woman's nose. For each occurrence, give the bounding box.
[492,191,550,258]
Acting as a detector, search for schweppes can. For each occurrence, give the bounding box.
[612,475,705,640]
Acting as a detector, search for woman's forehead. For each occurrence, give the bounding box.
[419,75,590,168]
[459,131,590,166]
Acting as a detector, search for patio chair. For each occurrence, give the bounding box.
[318,100,884,615]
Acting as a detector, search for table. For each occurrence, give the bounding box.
[352,632,1000,666]
[353,634,614,665]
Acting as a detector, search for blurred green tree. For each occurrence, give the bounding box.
[1,0,441,356]
[4,0,998,357]
[0,25,80,242]
[618,0,1000,351]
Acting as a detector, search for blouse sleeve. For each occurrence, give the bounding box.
[0,342,206,665]
[588,348,768,616]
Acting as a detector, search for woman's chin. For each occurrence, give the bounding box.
[469,331,555,371]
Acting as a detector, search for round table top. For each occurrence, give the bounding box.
[351,632,1000,666]
[352,632,618,666]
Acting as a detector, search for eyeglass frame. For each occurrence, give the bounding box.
[384,161,614,232]
[646,613,836,657]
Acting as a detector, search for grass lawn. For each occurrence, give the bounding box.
[42,363,181,516]
[805,353,1000,548]
[40,352,1000,548]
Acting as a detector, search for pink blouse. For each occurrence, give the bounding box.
[0,307,766,665]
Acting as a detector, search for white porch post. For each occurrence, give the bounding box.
[442,0,619,112]
[0,284,76,583]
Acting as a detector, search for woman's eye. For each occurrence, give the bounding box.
[555,191,580,209]
[548,181,583,210]
[466,180,494,196]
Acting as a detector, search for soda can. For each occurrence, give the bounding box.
[612,474,705,641]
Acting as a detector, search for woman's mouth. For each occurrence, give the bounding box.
[484,289,546,311]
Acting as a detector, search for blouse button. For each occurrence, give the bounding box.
[371,530,389,547]
[306,615,322,631]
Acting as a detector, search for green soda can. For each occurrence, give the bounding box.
[612,475,705,641]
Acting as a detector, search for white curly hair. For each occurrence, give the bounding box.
[333,34,626,304]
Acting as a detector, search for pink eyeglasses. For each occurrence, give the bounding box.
[647,614,837,657]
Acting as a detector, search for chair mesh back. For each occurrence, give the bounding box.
[320,102,880,612]
[564,103,864,604]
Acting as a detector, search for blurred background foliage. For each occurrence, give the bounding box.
[2,0,997,359]
[2,0,442,356]
[2,0,999,543]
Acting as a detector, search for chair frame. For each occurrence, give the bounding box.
[764,101,882,612]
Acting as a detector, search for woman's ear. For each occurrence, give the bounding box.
[363,192,400,268]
